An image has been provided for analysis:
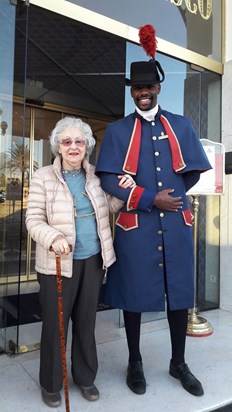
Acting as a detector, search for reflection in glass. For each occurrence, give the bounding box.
[68,0,222,61]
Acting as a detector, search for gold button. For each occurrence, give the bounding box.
[126,165,131,171]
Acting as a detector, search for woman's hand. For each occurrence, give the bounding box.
[51,237,71,255]
[118,174,136,189]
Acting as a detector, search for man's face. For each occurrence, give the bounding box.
[131,83,160,111]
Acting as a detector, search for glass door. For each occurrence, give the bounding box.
[1,0,126,354]
[26,107,61,279]
[3,100,112,353]
[0,0,23,354]
[0,102,59,354]
[6,105,62,354]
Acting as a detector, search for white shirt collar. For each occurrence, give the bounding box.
[135,104,159,122]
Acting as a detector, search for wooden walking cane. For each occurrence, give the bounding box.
[50,245,72,412]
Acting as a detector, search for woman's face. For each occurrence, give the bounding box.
[58,127,87,170]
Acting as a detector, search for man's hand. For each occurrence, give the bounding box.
[154,189,183,211]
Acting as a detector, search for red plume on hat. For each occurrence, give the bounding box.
[125,24,165,85]
[138,24,157,59]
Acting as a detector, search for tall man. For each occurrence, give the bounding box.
[96,25,211,397]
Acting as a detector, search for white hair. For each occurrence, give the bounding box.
[49,116,96,157]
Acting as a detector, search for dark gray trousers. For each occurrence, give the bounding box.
[38,253,104,393]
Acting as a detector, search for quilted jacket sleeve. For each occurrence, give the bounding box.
[25,169,65,250]
[106,193,124,214]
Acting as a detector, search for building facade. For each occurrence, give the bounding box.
[220,0,232,311]
[0,0,229,353]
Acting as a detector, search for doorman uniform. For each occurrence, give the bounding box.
[96,108,212,313]
[96,23,212,398]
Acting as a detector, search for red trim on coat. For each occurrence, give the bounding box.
[127,186,144,211]
[116,212,139,231]
[160,115,186,172]
[122,115,187,177]
[122,118,142,175]
[182,209,193,226]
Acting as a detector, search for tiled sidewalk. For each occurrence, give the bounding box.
[0,308,232,412]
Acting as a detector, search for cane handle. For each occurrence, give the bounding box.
[49,244,72,253]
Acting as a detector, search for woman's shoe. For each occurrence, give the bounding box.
[41,387,61,407]
[80,384,99,401]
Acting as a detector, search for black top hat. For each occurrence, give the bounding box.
[125,24,165,86]
[125,59,165,86]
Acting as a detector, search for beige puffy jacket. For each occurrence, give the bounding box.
[25,156,123,277]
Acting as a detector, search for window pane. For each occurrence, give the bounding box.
[68,0,222,61]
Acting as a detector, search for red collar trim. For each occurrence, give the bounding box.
[123,115,186,175]
[122,118,141,175]
[160,115,186,172]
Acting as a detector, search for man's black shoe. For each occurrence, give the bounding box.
[169,361,204,396]
[127,361,146,395]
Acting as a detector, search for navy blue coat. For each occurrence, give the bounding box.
[96,108,212,312]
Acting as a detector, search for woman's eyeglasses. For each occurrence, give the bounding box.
[59,139,86,147]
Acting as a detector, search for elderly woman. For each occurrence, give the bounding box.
[26,117,135,408]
